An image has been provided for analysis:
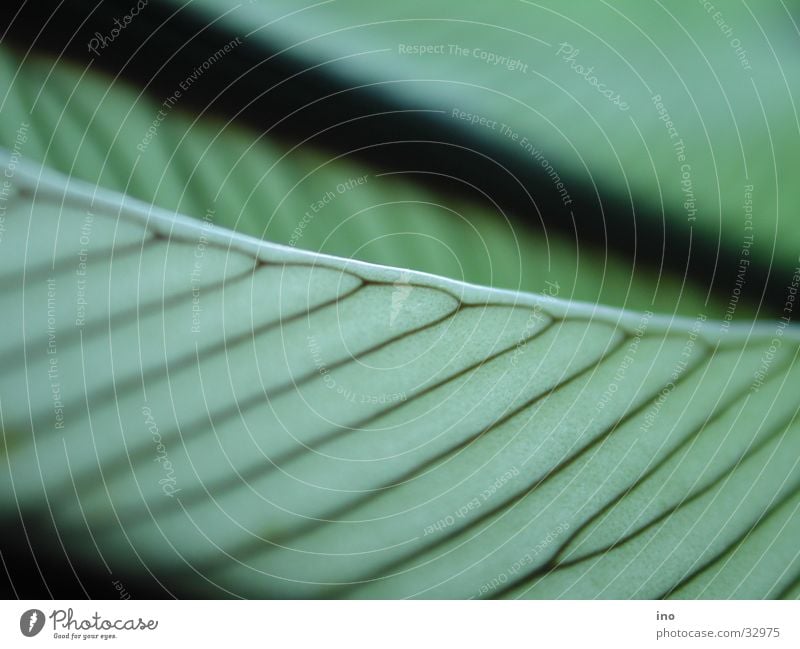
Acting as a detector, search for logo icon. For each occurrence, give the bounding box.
[20,609,45,637]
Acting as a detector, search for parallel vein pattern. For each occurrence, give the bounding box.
[0,152,798,599]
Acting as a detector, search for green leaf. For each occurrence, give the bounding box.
[1,150,798,598]
[182,0,800,277]
[0,45,756,318]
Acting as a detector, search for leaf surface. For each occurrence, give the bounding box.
[1,151,798,598]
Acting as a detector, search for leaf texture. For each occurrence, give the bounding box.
[180,0,800,277]
[1,151,799,599]
[0,45,749,318]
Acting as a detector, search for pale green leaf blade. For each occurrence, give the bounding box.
[1,151,798,599]
[0,44,755,318]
